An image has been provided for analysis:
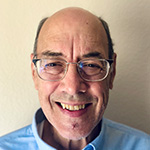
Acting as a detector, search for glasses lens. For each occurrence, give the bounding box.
[36,59,67,81]
[34,58,111,82]
[78,59,109,81]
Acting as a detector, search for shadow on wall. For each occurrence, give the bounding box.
[104,2,150,134]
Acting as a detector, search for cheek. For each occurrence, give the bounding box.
[36,81,59,106]
[82,82,110,133]
[90,81,110,107]
[37,81,58,94]
[37,81,61,123]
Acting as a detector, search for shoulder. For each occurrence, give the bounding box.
[0,125,38,150]
[0,125,33,139]
[101,118,150,150]
[103,118,148,137]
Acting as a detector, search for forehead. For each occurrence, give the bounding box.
[37,8,109,60]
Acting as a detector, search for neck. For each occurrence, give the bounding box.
[42,120,102,150]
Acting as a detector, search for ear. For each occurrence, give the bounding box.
[109,53,117,89]
[30,53,38,90]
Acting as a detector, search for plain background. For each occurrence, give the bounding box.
[0,0,150,136]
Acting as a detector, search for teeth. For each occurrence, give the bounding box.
[61,103,66,109]
[60,103,85,111]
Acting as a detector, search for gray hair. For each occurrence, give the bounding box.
[99,17,114,59]
[33,17,48,55]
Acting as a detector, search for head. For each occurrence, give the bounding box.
[31,7,116,140]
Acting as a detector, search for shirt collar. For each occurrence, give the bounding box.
[32,108,103,150]
[32,108,56,150]
[83,120,104,150]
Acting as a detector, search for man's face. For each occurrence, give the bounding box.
[31,8,116,140]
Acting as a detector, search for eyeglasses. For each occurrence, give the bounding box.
[32,58,113,82]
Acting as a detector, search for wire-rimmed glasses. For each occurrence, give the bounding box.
[32,58,113,82]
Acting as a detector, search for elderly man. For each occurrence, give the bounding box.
[0,7,149,150]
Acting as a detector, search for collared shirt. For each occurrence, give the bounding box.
[0,108,149,150]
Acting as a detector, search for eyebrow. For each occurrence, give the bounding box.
[39,50,104,59]
[41,50,63,57]
[82,51,104,59]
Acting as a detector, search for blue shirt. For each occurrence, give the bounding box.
[0,108,149,150]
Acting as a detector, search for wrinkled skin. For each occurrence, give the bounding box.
[31,7,116,150]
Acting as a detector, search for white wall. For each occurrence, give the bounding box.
[0,0,150,136]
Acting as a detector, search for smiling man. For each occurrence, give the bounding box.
[0,7,149,150]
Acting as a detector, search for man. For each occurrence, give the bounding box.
[0,7,149,150]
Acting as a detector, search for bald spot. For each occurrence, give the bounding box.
[37,7,109,58]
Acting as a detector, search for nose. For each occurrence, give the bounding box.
[59,63,88,95]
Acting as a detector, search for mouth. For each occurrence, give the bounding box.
[56,102,91,111]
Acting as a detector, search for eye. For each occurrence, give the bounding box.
[43,61,65,72]
[40,60,66,75]
[85,63,100,68]
[78,60,106,76]
[79,62,98,68]
[81,62,102,70]
[45,62,62,67]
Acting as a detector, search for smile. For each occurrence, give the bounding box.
[56,102,92,117]
[60,103,85,111]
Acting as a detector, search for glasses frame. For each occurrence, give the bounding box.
[32,58,114,82]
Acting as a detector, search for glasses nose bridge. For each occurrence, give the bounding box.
[66,62,79,69]
[66,62,78,65]
[63,62,82,83]
[65,62,80,76]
